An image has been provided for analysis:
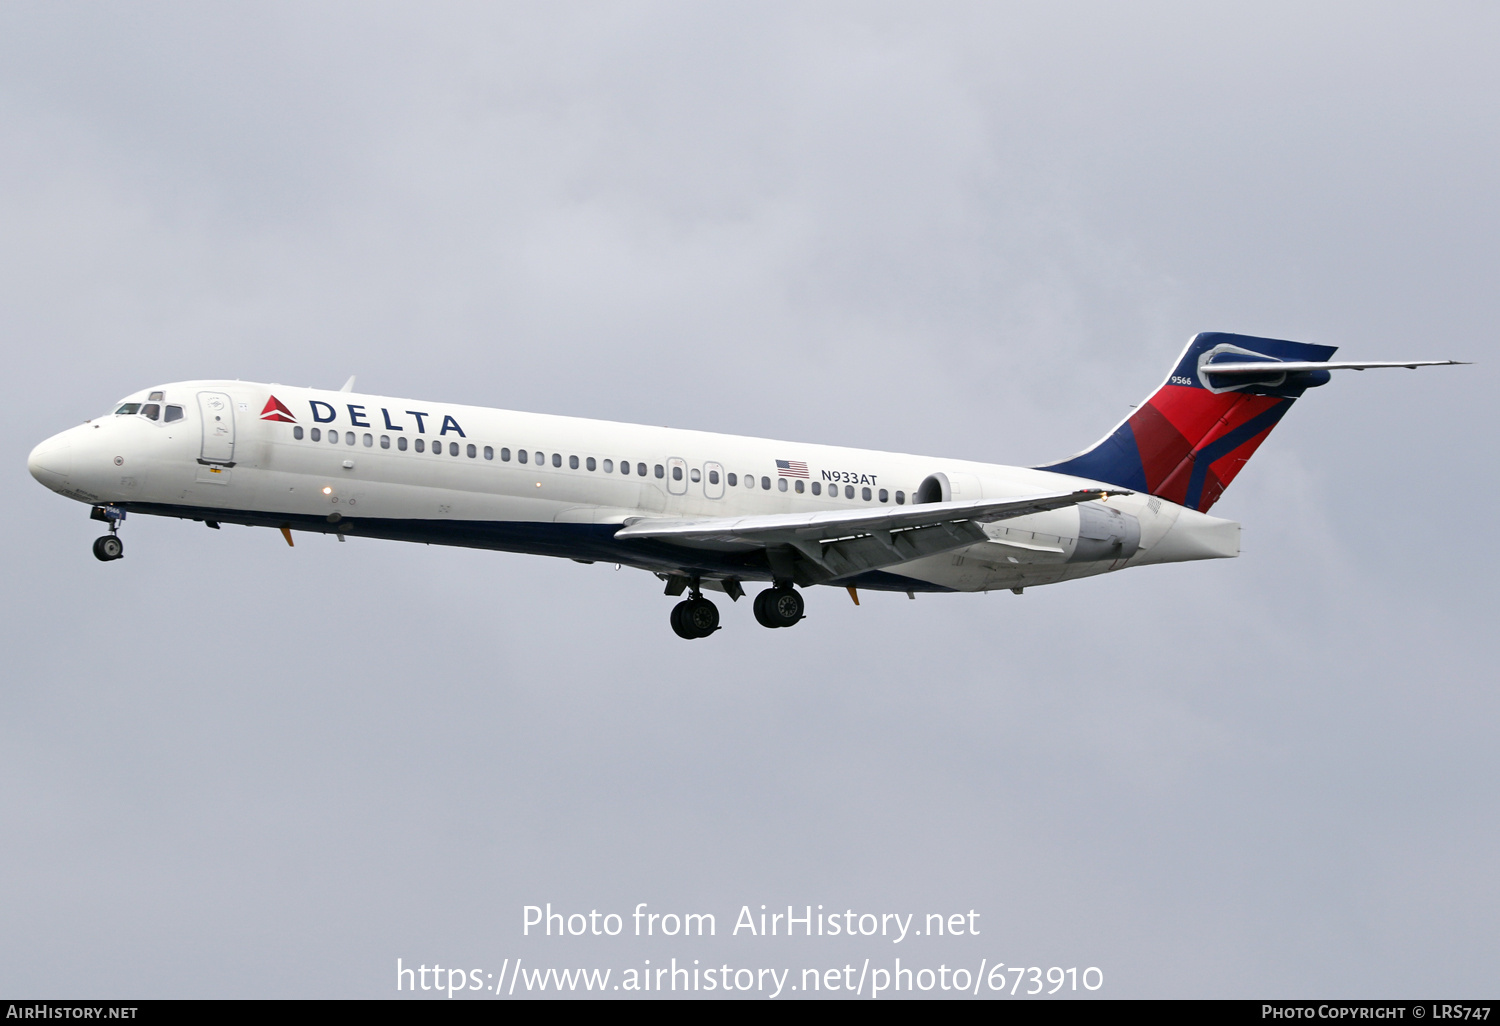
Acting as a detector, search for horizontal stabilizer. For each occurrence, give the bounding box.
[1203,359,1467,374]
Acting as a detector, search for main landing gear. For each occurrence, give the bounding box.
[90,505,125,562]
[753,586,804,629]
[670,592,720,640]
[664,579,806,638]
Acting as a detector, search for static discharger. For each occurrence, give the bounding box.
[279,526,294,547]
[846,586,860,606]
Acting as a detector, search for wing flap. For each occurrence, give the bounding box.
[614,488,1126,582]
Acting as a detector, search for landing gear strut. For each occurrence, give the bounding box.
[670,584,720,640]
[90,505,126,562]
[753,586,804,628]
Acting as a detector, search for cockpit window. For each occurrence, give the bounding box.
[115,403,141,416]
[148,391,165,402]
[141,404,160,421]
[164,405,184,423]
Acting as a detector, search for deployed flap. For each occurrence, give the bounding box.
[614,489,1125,583]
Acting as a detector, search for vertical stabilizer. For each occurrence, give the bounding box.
[1039,332,1336,512]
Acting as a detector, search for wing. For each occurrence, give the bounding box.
[614,488,1127,583]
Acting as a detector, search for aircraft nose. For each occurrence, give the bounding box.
[28,435,73,490]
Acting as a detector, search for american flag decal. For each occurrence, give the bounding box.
[775,460,809,478]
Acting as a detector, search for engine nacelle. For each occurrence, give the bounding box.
[915,471,987,504]
[1070,503,1141,563]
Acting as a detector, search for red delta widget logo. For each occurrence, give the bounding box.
[259,396,296,423]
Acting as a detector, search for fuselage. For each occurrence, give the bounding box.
[27,380,1239,595]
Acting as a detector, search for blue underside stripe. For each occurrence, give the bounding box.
[123,501,957,593]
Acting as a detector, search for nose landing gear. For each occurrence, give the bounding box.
[90,505,125,562]
[92,535,124,561]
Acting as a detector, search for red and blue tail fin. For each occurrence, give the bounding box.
[1039,332,1337,513]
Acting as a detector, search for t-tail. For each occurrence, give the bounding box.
[1039,331,1465,513]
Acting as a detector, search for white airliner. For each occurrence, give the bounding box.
[28,332,1461,638]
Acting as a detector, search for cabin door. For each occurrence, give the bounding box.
[197,392,237,465]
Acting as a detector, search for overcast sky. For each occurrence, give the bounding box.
[2,1,1495,999]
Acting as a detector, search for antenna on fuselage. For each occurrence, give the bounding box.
[339,376,356,392]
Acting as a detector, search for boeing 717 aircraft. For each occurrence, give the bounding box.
[27,332,1460,638]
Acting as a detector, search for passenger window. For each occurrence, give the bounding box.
[467,443,476,458]
[726,472,736,486]
[148,391,164,402]
[164,405,183,423]
[446,442,457,456]
[861,486,871,501]
[795,479,804,493]
[655,465,665,479]
[760,477,770,490]
[380,435,390,449]
[364,434,374,447]
[811,481,820,495]
[878,488,888,503]
[501,447,511,461]
[398,436,408,451]
[549,453,559,468]
[895,490,905,505]
[672,466,683,481]
[602,459,613,472]
[845,485,854,499]
[345,431,355,445]
[115,403,141,416]
[293,426,304,440]
[416,438,425,453]
[141,404,160,421]
[329,431,340,444]
[620,461,630,475]
[778,478,787,492]
[586,457,596,471]
[708,470,719,485]
[536,452,545,466]
[569,455,579,469]
[484,446,493,460]
[518,449,528,464]
[310,427,321,441]
[745,475,754,488]
[638,463,647,477]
